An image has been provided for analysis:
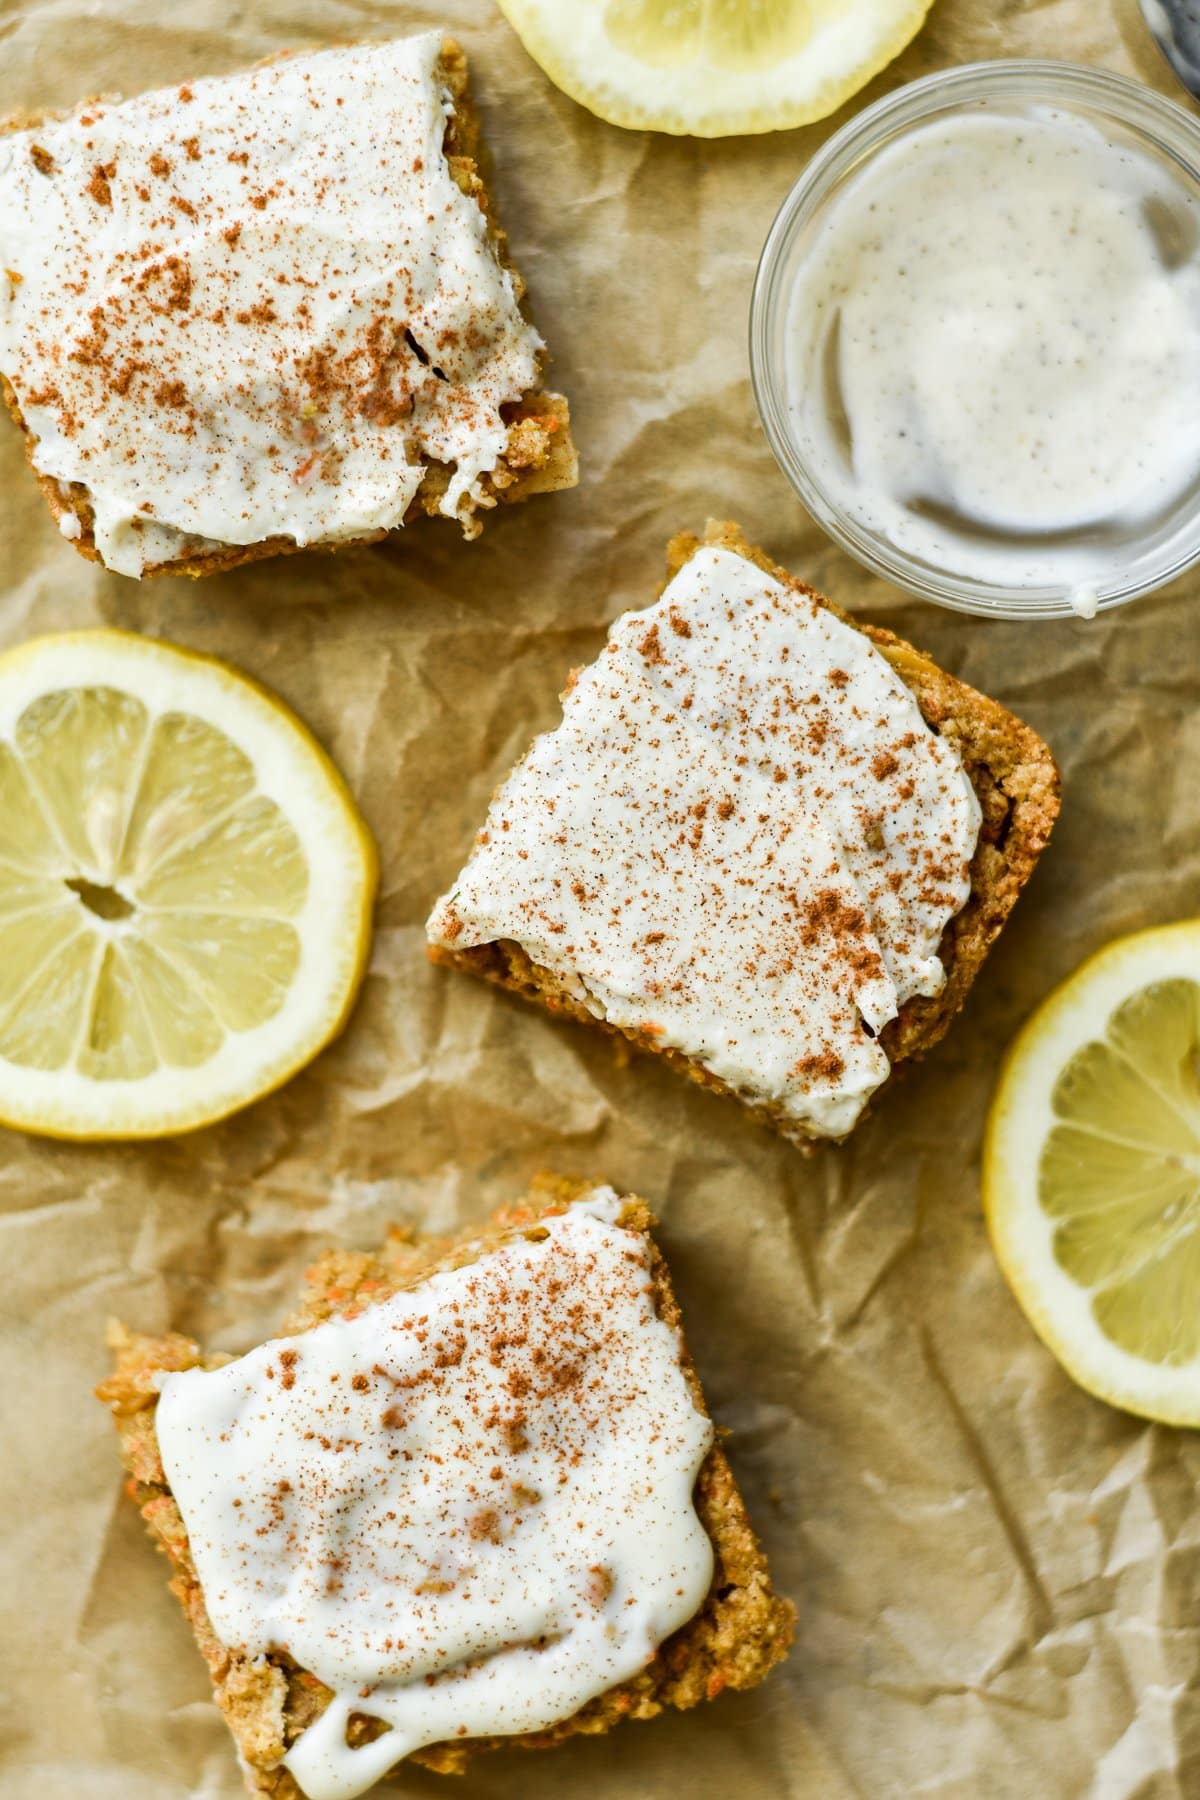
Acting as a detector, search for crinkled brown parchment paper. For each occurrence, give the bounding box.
[1,2,1199,1796]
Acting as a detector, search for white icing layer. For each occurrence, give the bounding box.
[0,34,541,576]
[156,1193,714,1800]
[428,546,981,1138]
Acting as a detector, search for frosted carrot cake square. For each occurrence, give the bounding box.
[98,1180,793,1797]
[427,523,1060,1146]
[0,34,575,578]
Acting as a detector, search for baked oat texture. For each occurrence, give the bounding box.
[428,521,1062,1145]
[97,1177,795,1796]
[0,39,577,578]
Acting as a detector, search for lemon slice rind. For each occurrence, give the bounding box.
[0,631,377,1141]
[984,920,1200,1426]
[496,0,935,137]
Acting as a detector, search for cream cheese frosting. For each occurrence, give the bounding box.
[0,34,542,576]
[427,547,982,1139]
[155,1192,714,1800]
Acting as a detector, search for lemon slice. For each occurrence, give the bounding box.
[984,921,1200,1425]
[496,0,934,136]
[0,631,377,1140]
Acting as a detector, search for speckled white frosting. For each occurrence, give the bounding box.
[156,1193,714,1800]
[0,34,541,575]
[428,547,981,1138]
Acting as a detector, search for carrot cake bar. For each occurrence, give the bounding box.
[0,34,575,578]
[98,1180,793,1798]
[427,522,1060,1146]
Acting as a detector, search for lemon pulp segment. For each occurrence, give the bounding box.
[604,0,820,74]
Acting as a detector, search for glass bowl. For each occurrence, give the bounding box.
[750,61,1200,619]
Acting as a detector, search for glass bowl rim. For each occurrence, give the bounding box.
[749,58,1200,620]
